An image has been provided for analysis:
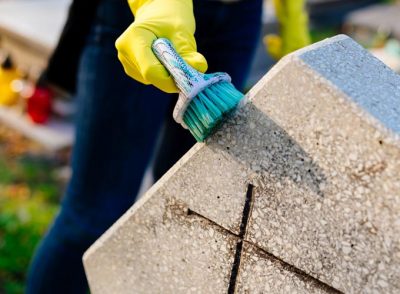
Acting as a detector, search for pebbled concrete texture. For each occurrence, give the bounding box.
[236,242,333,294]
[84,170,239,293]
[239,35,400,293]
[84,35,400,293]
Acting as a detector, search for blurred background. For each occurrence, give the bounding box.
[0,0,399,293]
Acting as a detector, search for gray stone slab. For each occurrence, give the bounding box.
[345,4,400,40]
[236,242,332,294]
[84,174,238,293]
[0,0,70,52]
[241,35,400,293]
[0,0,70,72]
[84,142,253,293]
[84,35,400,293]
[300,34,400,134]
[0,105,74,151]
[157,144,251,235]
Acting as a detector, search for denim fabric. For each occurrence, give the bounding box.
[26,0,262,293]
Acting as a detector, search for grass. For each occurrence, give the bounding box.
[0,125,64,294]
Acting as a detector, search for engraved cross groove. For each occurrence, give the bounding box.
[185,184,341,294]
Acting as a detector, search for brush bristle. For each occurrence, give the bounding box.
[183,82,244,141]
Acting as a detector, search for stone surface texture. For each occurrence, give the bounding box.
[84,171,239,293]
[236,243,331,294]
[84,35,400,294]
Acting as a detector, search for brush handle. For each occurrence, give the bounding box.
[152,38,206,98]
[152,38,232,129]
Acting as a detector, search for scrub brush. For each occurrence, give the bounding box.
[152,38,244,142]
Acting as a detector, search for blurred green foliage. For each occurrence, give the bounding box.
[0,155,61,294]
[310,27,339,43]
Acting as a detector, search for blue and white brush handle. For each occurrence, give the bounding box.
[152,38,231,128]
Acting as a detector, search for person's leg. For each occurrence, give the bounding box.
[153,0,263,180]
[194,0,263,91]
[26,1,172,293]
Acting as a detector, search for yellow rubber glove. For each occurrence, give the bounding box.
[265,0,311,60]
[116,0,208,93]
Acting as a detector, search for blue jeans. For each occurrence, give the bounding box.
[26,0,262,293]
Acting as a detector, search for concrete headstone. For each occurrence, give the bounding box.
[84,35,400,293]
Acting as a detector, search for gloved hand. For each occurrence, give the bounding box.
[265,0,310,60]
[116,0,208,93]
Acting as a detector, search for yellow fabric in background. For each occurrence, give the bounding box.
[265,0,311,60]
[0,67,20,106]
